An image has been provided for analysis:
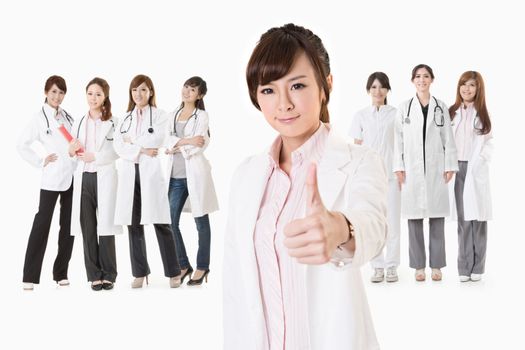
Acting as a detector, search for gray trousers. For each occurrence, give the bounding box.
[80,172,117,282]
[454,161,488,275]
[408,218,446,269]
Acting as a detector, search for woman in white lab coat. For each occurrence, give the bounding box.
[349,71,400,283]
[17,75,75,290]
[223,23,387,350]
[165,76,218,286]
[393,64,458,282]
[70,77,122,291]
[114,74,181,288]
[448,71,493,282]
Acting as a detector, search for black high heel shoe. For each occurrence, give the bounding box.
[91,281,103,291]
[180,266,194,284]
[187,269,210,286]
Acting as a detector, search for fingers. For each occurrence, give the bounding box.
[306,163,323,215]
[283,217,323,247]
[288,243,330,264]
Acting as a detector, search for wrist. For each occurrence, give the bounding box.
[337,213,354,250]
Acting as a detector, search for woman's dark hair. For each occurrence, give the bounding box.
[127,74,156,112]
[411,64,434,80]
[44,75,67,104]
[366,72,391,105]
[86,77,112,121]
[449,71,491,135]
[246,23,331,122]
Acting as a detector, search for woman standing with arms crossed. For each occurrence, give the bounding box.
[69,77,122,291]
[165,76,218,286]
[223,23,387,350]
[114,74,181,288]
[18,75,76,290]
[448,71,493,282]
[393,64,458,282]
[349,72,401,283]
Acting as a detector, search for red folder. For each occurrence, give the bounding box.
[58,125,84,154]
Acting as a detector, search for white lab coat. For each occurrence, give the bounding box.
[113,106,171,225]
[393,96,458,219]
[70,115,122,236]
[349,104,397,180]
[223,127,386,350]
[449,109,493,221]
[17,104,75,191]
[165,109,219,217]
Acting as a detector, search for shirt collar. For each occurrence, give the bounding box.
[267,122,329,169]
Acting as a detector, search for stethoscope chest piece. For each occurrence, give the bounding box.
[404,117,411,124]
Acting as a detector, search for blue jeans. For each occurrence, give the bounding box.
[168,178,211,270]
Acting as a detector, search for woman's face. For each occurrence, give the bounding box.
[459,78,477,103]
[86,84,106,112]
[369,79,388,105]
[256,52,324,143]
[412,68,433,93]
[181,84,201,104]
[131,82,152,109]
[45,84,65,109]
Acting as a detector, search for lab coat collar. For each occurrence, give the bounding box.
[43,103,65,128]
[96,118,113,151]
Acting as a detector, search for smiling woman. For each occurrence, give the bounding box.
[223,23,388,350]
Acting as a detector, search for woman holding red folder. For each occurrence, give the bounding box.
[17,75,76,291]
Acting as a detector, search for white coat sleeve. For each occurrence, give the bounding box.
[479,130,494,162]
[17,117,44,168]
[180,111,210,159]
[113,118,141,161]
[334,149,388,268]
[95,118,119,166]
[134,110,169,149]
[348,111,362,140]
[164,111,183,149]
[392,106,405,172]
[441,105,459,172]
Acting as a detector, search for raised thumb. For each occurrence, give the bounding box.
[306,162,324,215]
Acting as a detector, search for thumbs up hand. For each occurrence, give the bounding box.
[283,163,352,264]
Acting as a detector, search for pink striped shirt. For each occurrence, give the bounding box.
[254,123,328,350]
[456,103,475,161]
[83,113,101,173]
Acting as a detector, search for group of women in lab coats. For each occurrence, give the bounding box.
[350,66,493,283]
[19,74,218,291]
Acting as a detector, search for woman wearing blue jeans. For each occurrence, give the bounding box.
[165,77,219,285]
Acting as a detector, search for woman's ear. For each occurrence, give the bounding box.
[326,74,333,92]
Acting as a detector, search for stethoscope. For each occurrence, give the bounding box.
[404,96,444,127]
[451,110,483,131]
[76,115,115,141]
[171,106,199,136]
[119,105,154,134]
[42,106,73,135]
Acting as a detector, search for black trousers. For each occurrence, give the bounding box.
[23,184,75,283]
[80,172,117,282]
[128,165,180,278]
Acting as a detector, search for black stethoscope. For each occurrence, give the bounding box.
[119,105,154,134]
[76,115,115,141]
[404,96,444,127]
[171,106,199,136]
[42,106,73,135]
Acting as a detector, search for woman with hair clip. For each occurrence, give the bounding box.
[165,76,218,286]
[18,75,76,291]
[393,64,458,282]
[448,71,493,282]
[349,71,401,283]
[69,77,122,291]
[114,74,181,289]
[223,23,387,350]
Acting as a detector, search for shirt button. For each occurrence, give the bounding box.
[337,261,345,268]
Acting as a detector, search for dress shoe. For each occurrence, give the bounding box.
[131,276,148,288]
[188,269,210,286]
[102,281,114,290]
[57,279,70,286]
[91,281,103,291]
[180,266,194,284]
[470,273,482,282]
[431,268,442,281]
[415,269,426,282]
[170,276,182,288]
[23,282,34,291]
[459,275,470,282]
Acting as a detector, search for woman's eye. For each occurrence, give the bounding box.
[291,83,305,90]
[260,88,273,94]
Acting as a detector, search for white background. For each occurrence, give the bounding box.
[1,0,524,349]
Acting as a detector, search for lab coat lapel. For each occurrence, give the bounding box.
[426,96,436,133]
[317,130,350,210]
[96,120,112,150]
